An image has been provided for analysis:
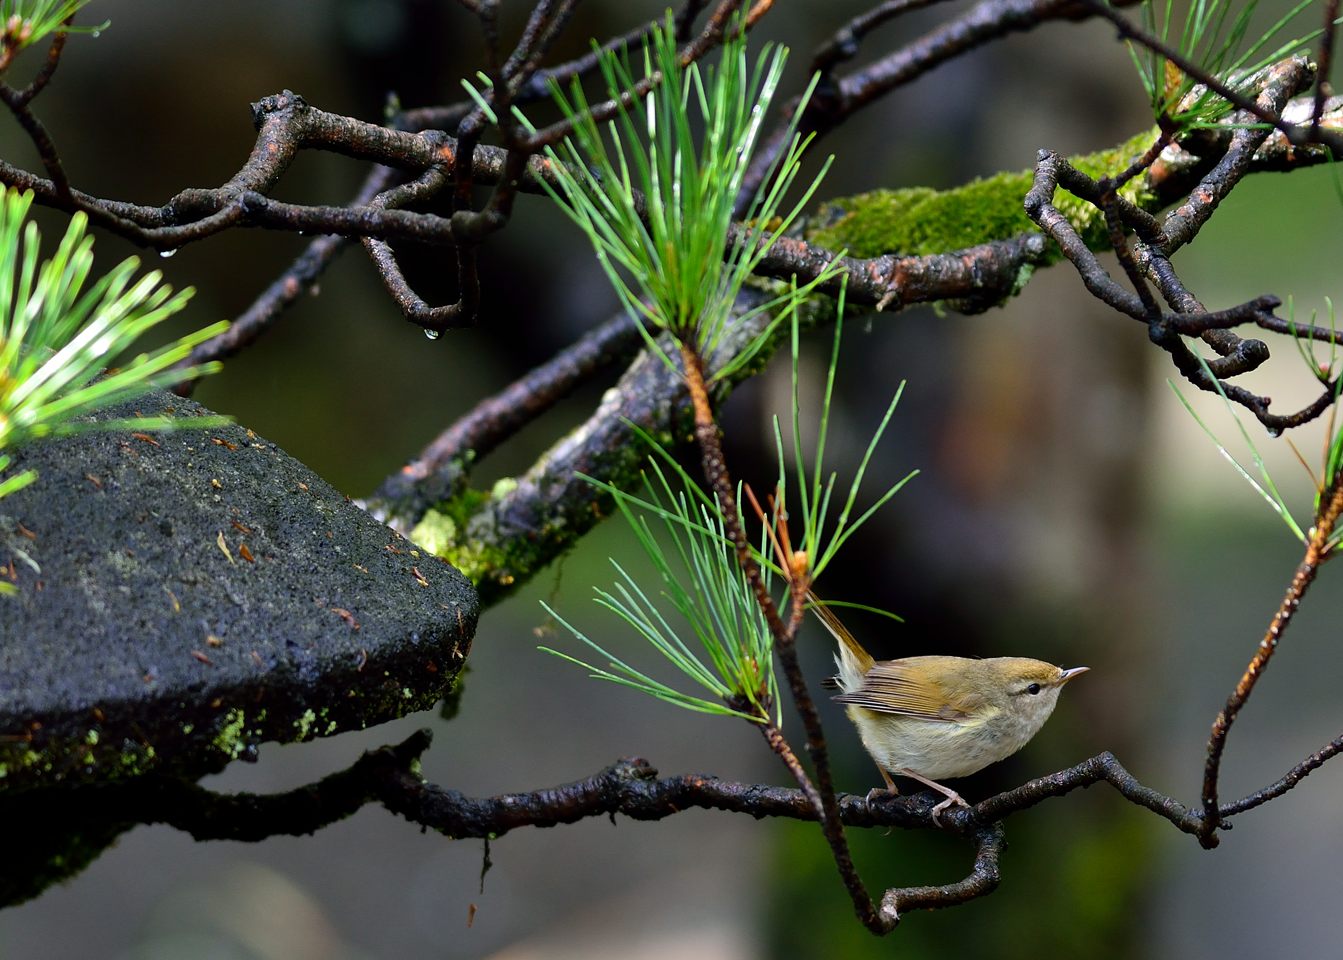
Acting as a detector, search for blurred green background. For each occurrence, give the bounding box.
[2,2,1342,957]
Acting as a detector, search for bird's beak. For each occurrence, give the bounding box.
[1059,666,1089,684]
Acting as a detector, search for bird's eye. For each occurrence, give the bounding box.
[1026,683,1042,695]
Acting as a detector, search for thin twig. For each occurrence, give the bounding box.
[1200,478,1343,843]
[13,17,69,105]
[741,0,1126,205]
[811,0,952,77]
[678,340,882,932]
[1024,58,1335,437]
[1218,731,1343,817]
[0,78,71,200]
[173,164,399,389]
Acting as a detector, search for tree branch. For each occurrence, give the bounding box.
[1200,478,1343,843]
[741,0,1138,205]
[104,731,1343,929]
[369,312,643,528]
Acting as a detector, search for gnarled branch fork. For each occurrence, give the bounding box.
[1026,56,1342,434]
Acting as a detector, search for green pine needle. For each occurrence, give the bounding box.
[540,464,781,725]
[503,11,843,382]
[0,188,228,502]
[0,0,105,50]
[776,277,918,584]
[1168,359,1307,543]
[543,279,913,721]
[530,15,914,724]
[1127,0,1328,130]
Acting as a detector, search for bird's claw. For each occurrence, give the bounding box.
[864,786,897,815]
[929,792,969,826]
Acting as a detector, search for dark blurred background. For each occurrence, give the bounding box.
[2,2,1342,957]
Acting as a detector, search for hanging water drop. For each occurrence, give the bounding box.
[423,328,441,341]
[159,248,177,259]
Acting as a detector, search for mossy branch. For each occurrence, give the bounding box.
[804,100,1340,260]
[806,130,1159,260]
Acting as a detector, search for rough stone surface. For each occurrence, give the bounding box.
[0,391,477,793]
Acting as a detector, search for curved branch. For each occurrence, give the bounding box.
[741,0,1135,204]
[111,741,1171,931]
[1024,60,1337,436]
[1200,479,1343,843]
[880,824,1003,923]
[0,87,1045,317]
[172,165,401,388]
[972,750,1205,836]
[1218,731,1343,818]
[52,727,1343,925]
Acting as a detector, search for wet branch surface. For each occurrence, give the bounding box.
[87,727,1343,926]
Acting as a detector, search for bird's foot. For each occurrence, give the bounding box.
[864,786,898,815]
[929,791,969,826]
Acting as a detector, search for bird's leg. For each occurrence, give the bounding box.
[899,768,967,825]
[864,765,900,811]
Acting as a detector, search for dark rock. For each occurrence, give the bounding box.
[0,390,476,794]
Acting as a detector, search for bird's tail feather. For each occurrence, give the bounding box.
[809,595,875,687]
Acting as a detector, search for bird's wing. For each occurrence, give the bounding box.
[832,659,979,722]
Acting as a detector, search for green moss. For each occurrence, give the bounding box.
[416,514,514,586]
[410,484,542,591]
[807,129,1161,261]
[210,708,248,760]
[411,486,494,571]
[439,664,469,722]
[409,509,456,556]
[0,662,459,795]
[294,708,317,740]
[409,422,678,601]
[0,727,157,784]
[0,747,41,780]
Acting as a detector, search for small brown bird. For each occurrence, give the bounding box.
[814,601,1088,820]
